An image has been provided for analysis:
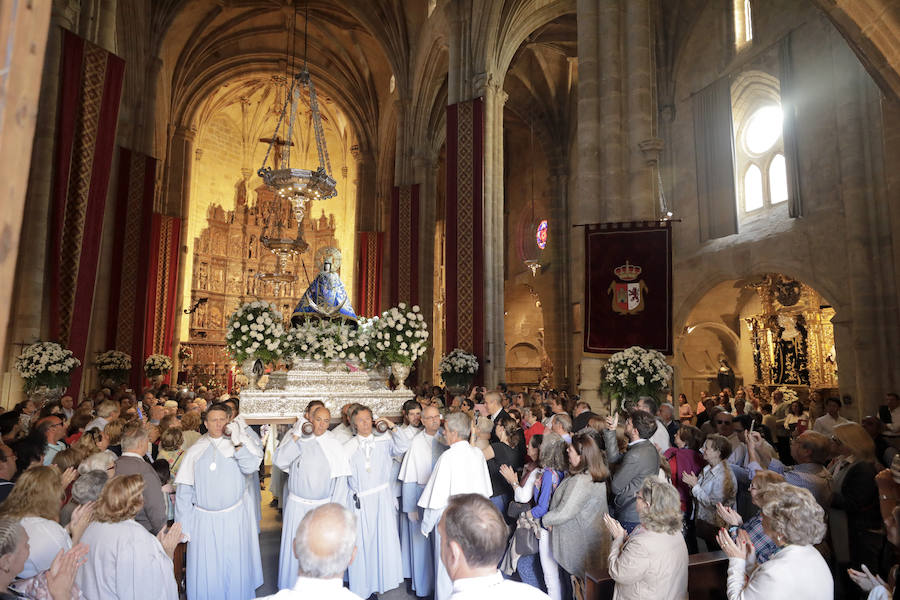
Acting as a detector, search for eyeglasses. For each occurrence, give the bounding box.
[715,420,733,425]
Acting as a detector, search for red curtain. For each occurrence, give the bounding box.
[143,214,182,385]
[107,148,157,391]
[49,29,125,398]
[356,231,384,317]
[445,99,485,370]
[390,184,420,307]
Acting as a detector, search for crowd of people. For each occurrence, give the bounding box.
[0,382,896,599]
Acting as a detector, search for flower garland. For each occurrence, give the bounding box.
[225,302,286,365]
[439,348,479,376]
[283,318,371,365]
[14,342,81,393]
[601,346,673,400]
[371,304,429,366]
[144,354,173,378]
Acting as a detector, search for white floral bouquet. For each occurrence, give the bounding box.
[225,301,286,365]
[14,342,81,393]
[95,350,132,383]
[440,348,479,376]
[144,354,173,378]
[371,303,429,366]
[601,346,673,400]
[775,386,799,405]
[284,318,371,365]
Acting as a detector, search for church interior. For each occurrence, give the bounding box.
[2,1,900,599]
[4,0,900,418]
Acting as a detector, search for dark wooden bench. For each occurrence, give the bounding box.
[584,550,729,600]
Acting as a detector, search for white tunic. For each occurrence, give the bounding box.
[77,519,178,600]
[449,571,551,599]
[257,576,364,599]
[18,517,71,579]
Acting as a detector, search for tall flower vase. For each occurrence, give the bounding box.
[28,385,65,406]
[241,359,260,390]
[442,373,473,395]
[391,363,411,389]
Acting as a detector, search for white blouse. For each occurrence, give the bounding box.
[727,544,833,600]
[19,517,72,578]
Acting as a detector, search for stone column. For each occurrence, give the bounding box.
[544,162,571,390]
[354,146,378,232]
[166,125,196,374]
[414,153,438,383]
[477,74,507,388]
[599,0,625,218]
[625,0,655,218]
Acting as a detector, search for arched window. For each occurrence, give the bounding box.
[732,71,790,216]
[744,0,753,42]
[733,0,753,50]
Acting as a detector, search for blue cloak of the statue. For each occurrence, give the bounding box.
[291,269,358,323]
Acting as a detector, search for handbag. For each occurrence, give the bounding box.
[513,524,539,555]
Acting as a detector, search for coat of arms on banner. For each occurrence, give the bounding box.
[607,261,648,315]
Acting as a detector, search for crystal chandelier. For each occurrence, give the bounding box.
[257,2,336,226]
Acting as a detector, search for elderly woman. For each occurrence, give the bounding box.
[603,478,688,600]
[76,475,181,600]
[716,483,832,599]
[0,518,87,600]
[156,428,185,476]
[541,433,609,593]
[0,467,91,579]
[60,471,108,527]
[179,412,202,449]
[77,450,116,477]
[716,470,785,563]
[683,433,737,550]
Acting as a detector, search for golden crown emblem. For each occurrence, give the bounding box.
[614,261,642,281]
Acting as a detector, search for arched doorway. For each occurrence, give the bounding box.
[676,273,840,412]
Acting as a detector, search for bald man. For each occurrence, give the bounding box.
[258,503,363,599]
[273,406,352,590]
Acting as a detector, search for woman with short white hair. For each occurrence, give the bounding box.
[604,477,688,600]
[717,482,832,599]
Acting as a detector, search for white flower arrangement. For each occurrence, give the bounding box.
[601,346,673,399]
[439,348,479,376]
[144,354,173,377]
[284,318,372,366]
[15,342,81,392]
[225,301,286,365]
[370,303,429,366]
[775,386,799,405]
[95,350,132,372]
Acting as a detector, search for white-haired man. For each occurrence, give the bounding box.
[418,412,491,600]
[258,503,363,599]
[273,405,350,590]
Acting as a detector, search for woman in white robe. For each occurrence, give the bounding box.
[344,405,405,598]
[273,406,350,590]
[398,405,445,597]
[175,404,263,600]
[77,474,182,600]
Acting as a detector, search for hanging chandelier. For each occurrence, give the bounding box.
[257,2,336,226]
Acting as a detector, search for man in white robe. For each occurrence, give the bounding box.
[343,404,405,598]
[440,494,549,600]
[274,405,351,590]
[394,399,423,581]
[330,402,356,445]
[223,398,264,531]
[175,403,264,600]
[399,404,445,597]
[418,412,492,600]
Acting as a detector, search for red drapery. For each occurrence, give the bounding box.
[356,231,384,317]
[390,184,420,307]
[143,214,182,385]
[583,221,673,354]
[445,99,485,370]
[107,148,157,391]
[49,29,125,398]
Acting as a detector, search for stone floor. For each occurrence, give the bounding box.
[254,485,418,598]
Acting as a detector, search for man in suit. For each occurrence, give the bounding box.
[114,423,167,534]
[571,401,599,433]
[603,409,660,533]
[484,391,510,444]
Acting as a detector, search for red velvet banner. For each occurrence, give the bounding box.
[356,231,384,317]
[143,214,182,385]
[107,148,157,392]
[445,99,484,366]
[49,29,125,398]
[584,221,673,354]
[390,185,419,306]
